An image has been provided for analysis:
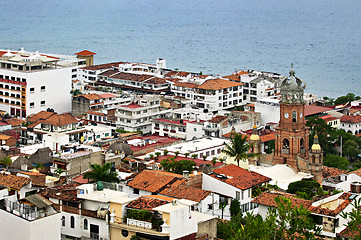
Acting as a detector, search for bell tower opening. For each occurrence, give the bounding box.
[292,111,297,122]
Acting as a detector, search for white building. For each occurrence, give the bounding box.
[0,48,86,118]
[171,78,244,111]
[339,114,361,135]
[202,164,271,219]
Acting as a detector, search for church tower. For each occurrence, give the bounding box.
[249,125,261,165]
[309,135,323,183]
[273,65,309,171]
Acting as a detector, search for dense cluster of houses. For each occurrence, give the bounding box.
[0,48,360,239]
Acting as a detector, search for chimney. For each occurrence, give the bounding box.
[183,170,189,180]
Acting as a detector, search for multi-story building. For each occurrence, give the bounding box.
[88,95,170,134]
[224,70,282,105]
[171,78,244,111]
[0,48,86,118]
[339,114,361,135]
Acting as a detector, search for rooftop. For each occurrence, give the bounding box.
[196,79,243,90]
[304,105,333,117]
[211,164,271,190]
[0,173,31,190]
[74,50,96,56]
[127,196,169,210]
[340,114,361,123]
[252,191,312,209]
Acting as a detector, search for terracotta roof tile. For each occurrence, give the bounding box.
[304,105,333,117]
[27,111,55,123]
[126,196,169,210]
[0,173,31,190]
[80,93,102,101]
[80,62,125,71]
[87,111,106,116]
[348,168,361,178]
[309,192,353,217]
[41,182,81,203]
[159,179,211,202]
[75,50,96,56]
[260,133,275,142]
[4,118,24,127]
[173,82,199,88]
[322,166,347,179]
[209,115,227,123]
[340,115,361,123]
[252,191,312,209]
[212,164,271,190]
[127,170,182,193]
[0,134,13,140]
[42,113,79,126]
[196,79,243,90]
[165,71,192,78]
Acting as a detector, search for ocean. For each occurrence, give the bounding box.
[1,0,361,98]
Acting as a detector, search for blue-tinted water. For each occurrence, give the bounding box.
[1,0,361,98]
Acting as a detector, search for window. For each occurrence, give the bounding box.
[236,191,240,200]
[70,216,75,228]
[84,219,88,230]
[30,102,34,108]
[41,86,45,92]
[30,88,34,93]
[292,111,297,122]
[62,216,65,226]
[241,191,244,200]
[133,188,139,194]
[41,100,45,107]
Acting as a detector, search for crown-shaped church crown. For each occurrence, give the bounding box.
[280,63,307,104]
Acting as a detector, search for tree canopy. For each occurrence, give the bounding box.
[217,196,320,239]
[324,154,350,170]
[221,133,258,166]
[287,179,320,200]
[160,157,196,174]
[84,163,119,183]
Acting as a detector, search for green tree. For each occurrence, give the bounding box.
[324,154,350,170]
[265,140,275,154]
[212,157,218,166]
[334,92,360,105]
[341,198,361,240]
[160,158,196,174]
[343,139,361,161]
[287,179,320,200]
[230,199,241,217]
[70,89,82,96]
[221,133,258,166]
[217,196,320,239]
[84,163,119,183]
[0,156,12,169]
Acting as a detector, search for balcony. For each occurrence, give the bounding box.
[127,218,152,229]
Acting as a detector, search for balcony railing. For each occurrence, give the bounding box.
[281,149,290,154]
[127,218,152,229]
[90,232,99,240]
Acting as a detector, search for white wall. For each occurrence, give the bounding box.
[169,206,198,240]
[0,209,61,240]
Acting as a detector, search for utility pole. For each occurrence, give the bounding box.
[340,136,343,157]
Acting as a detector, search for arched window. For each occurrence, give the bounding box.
[84,219,88,230]
[61,216,65,227]
[300,138,304,148]
[312,155,316,164]
[292,111,297,122]
[70,216,75,228]
[282,139,290,149]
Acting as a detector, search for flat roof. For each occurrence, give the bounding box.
[77,188,128,203]
[162,137,228,153]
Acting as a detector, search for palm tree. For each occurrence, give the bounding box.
[84,163,119,183]
[70,89,82,96]
[221,133,259,167]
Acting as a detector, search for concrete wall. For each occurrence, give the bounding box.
[197,218,217,239]
[0,209,61,240]
[169,206,197,240]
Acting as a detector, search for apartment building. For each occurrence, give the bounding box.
[224,70,282,104]
[171,78,244,111]
[0,49,86,118]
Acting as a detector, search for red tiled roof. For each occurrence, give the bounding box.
[304,105,333,117]
[0,173,31,190]
[41,182,81,203]
[173,82,199,88]
[209,115,227,124]
[126,196,169,210]
[322,166,347,179]
[165,71,191,78]
[154,155,224,167]
[196,79,243,91]
[27,111,55,123]
[159,179,211,202]
[340,114,361,123]
[0,134,13,140]
[0,121,10,126]
[72,174,90,184]
[309,192,353,217]
[75,50,96,56]
[348,168,361,178]
[338,225,361,239]
[87,111,106,116]
[154,119,187,126]
[212,164,271,190]
[260,133,275,142]
[252,191,312,209]
[80,93,102,101]
[122,103,143,108]
[80,62,125,71]
[98,93,116,99]
[127,170,182,193]
[42,113,79,126]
